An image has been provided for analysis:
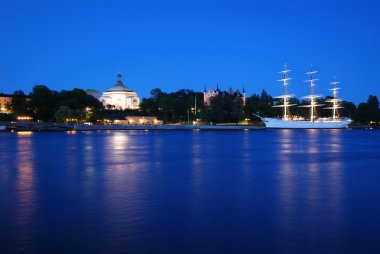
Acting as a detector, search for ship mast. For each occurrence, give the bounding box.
[324,76,343,120]
[273,63,296,120]
[300,66,323,122]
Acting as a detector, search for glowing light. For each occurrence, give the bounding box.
[17,116,33,121]
[65,118,78,123]
[17,131,33,136]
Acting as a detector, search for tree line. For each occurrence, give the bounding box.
[2,86,104,122]
[140,88,380,125]
[1,85,379,125]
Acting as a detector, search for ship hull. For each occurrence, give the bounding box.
[263,118,352,129]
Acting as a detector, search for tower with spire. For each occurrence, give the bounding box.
[116,72,123,86]
[242,84,246,105]
[203,84,246,107]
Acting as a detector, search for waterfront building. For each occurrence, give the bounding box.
[203,84,246,106]
[108,116,162,125]
[99,73,140,110]
[0,94,12,113]
[125,116,162,125]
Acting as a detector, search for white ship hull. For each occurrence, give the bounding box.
[263,117,352,129]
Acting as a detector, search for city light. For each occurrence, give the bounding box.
[17,131,33,135]
[65,118,78,123]
[17,116,33,122]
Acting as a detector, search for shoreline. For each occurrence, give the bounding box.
[1,122,379,132]
[1,122,265,131]
[74,124,266,131]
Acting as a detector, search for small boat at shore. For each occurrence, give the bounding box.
[257,65,352,129]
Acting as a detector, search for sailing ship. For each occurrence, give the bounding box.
[257,65,352,129]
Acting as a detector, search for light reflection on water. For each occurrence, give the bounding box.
[103,132,154,251]
[15,134,36,252]
[191,130,202,197]
[277,129,345,252]
[0,130,380,253]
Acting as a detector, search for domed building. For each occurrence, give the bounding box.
[99,73,140,110]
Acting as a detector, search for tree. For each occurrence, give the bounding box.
[9,90,31,115]
[29,85,57,121]
[257,89,278,117]
[340,101,356,118]
[54,106,74,122]
[140,88,203,123]
[57,88,103,110]
[206,93,244,123]
[367,95,379,109]
[151,88,163,101]
[353,95,380,124]
[354,103,371,123]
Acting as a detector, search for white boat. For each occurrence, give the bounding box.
[261,117,352,129]
[258,65,352,129]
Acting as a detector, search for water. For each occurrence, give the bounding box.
[0,129,379,253]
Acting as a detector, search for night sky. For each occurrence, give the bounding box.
[0,0,379,103]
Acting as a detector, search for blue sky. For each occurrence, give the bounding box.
[0,0,379,103]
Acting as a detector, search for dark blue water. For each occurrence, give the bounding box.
[0,129,380,253]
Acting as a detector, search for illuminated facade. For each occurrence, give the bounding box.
[99,73,140,110]
[203,85,246,106]
[109,116,163,125]
[125,116,162,125]
[0,94,12,113]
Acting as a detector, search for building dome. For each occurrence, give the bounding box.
[106,73,134,92]
[106,84,134,92]
[99,73,140,110]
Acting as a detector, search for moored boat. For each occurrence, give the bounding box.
[261,117,352,129]
[258,65,352,129]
